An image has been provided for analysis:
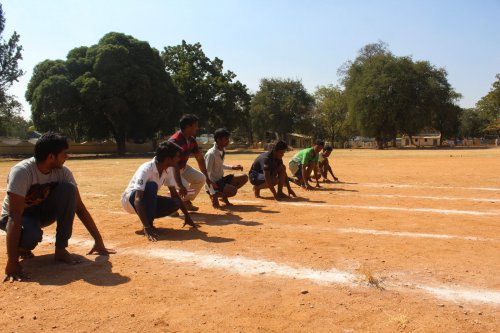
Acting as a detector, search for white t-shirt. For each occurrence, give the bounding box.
[1,157,76,219]
[121,158,176,214]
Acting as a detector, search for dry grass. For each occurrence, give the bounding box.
[359,266,384,290]
[388,313,410,330]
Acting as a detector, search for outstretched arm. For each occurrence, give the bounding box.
[4,192,24,282]
[264,170,278,199]
[173,166,187,197]
[325,159,338,181]
[75,189,115,254]
[194,152,214,187]
[169,186,196,228]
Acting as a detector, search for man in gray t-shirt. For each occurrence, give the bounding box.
[1,133,115,283]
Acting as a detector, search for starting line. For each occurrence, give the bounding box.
[80,237,500,305]
[1,234,498,305]
[230,200,499,216]
[325,192,500,203]
[353,182,500,192]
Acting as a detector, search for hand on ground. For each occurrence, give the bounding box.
[143,226,160,242]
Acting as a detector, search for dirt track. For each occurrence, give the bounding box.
[1,148,499,332]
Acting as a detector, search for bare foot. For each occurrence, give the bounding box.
[219,196,233,206]
[253,186,260,198]
[211,195,221,209]
[276,192,289,200]
[19,248,35,260]
[54,248,83,265]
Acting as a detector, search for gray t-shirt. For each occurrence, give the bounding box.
[1,157,76,219]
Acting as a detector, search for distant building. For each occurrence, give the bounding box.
[401,133,441,147]
[285,133,313,148]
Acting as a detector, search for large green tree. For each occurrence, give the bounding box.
[459,108,487,138]
[161,40,251,138]
[0,3,24,135]
[476,74,500,134]
[313,85,348,145]
[26,32,178,154]
[250,78,314,140]
[342,44,399,147]
[343,42,460,148]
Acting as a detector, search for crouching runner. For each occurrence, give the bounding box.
[121,141,197,242]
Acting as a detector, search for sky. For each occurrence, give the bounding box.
[2,0,499,120]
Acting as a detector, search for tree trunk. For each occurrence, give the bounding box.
[247,130,254,145]
[115,136,126,156]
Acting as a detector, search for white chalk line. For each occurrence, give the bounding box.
[3,233,499,305]
[231,200,500,216]
[353,182,500,192]
[336,228,491,241]
[194,218,496,242]
[81,192,108,197]
[86,237,500,305]
[325,192,500,203]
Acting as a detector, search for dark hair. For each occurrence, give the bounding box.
[323,145,333,152]
[34,132,69,162]
[271,140,288,152]
[156,141,182,162]
[179,114,199,131]
[315,139,325,147]
[214,128,230,141]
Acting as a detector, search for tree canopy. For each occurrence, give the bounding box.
[161,40,251,139]
[313,85,349,145]
[476,74,500,134]
[342,42,461,147]
[250,78,314,141]
[26,32,178,154]
[0,4,24,136]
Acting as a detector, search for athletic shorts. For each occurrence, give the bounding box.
[215,174,235,191]
[249,170,266,186]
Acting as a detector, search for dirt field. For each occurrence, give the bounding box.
[1,148,499,332]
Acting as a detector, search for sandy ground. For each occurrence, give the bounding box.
[0,148,499,332]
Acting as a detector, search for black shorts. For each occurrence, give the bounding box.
[249,170,265,186]
[215,174,235,191]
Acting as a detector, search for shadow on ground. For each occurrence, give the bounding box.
[19,254,130,286]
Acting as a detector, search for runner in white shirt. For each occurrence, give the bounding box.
[204,128,248,208]
[121,141,196,241]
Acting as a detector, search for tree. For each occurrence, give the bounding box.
[476,74,500,134]
[0,4,24,133]
[459,108,487,138]
[342,45,400,148]
[161,40,251,138]
[26,32,178,154]
[342,42,461,148]
[313,85,348,146]
[250,78,314,140]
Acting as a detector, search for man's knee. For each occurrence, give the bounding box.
[20,227,43,250]
[56,181,76,195]
[145,181,159,193]
[195,172,206,184]
[224,185,238,197]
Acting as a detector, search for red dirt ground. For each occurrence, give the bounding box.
[1,148,499,332]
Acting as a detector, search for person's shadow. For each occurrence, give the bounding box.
[20,254,130,286]
[219,203,279,214]
[191,212,262,227]
[256,194,326,204]
[153,227,235,243]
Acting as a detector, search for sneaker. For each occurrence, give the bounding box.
[184,201,199,212]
